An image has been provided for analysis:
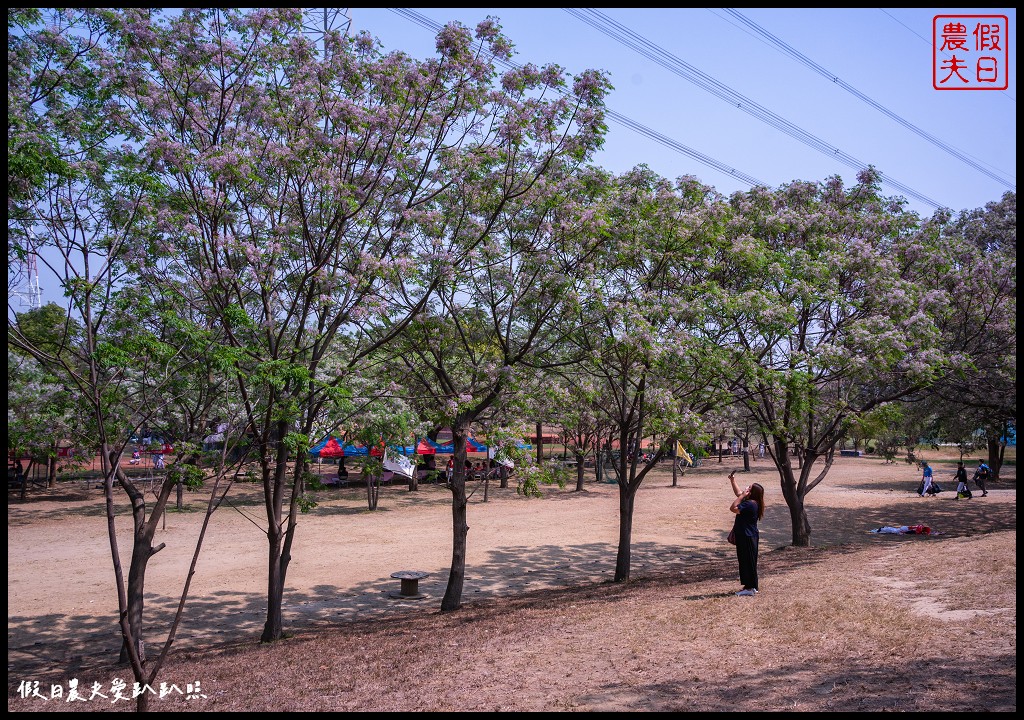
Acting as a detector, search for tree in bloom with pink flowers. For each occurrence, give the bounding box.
[114,9,609,623]
[559,166,728,582]
[909,191,1015,477]
[712,168,961,546]
[7,9,245,710]
[381,166,614,611]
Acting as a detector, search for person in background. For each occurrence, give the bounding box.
[953,461,971,499]
[972,460,990,497]
[919,461,936,496]
[729,471,765,597]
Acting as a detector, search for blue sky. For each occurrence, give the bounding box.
[350,7,1016,219]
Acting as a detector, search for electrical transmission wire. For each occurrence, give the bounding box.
[564,7,946,210]
[719,8,1015,190]
[389,7,765,188]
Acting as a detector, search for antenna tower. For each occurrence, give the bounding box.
[9,230,43,311]
[302,8,352,54]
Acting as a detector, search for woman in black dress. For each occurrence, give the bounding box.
[729,471,765,596]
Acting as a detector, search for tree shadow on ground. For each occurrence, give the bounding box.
[7,480,1016,692]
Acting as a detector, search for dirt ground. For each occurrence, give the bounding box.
[7,450,1017,712]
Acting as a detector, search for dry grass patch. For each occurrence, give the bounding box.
[7,452,1016,712]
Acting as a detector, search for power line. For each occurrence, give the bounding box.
[719,8,1014,190]
[604,110,764,186]
[877,8,930,46]
[564,8,945,210]
[389,8,765,188]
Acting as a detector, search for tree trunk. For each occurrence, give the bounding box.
[774,440,811,546]
[535,422,543,465]
[575,450,585,491]
[784,488,811,546]
[499,464,508,489]
[111,463,172,669]
[118,531,152,665]
[366,471,380,510]
[260,446,295,644]
[441,426,471,612]
[613,483,636,582]
[742,439,750,472]
[987,435,1004,480]
[47,448,57,488]
[261,525,285,642]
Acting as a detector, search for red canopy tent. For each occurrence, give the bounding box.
[415,439,436,455]
[319,437,345,458]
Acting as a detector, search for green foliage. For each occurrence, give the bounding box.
[12,304,82,361]
[167,463,204,490]
[296,495,318,513]
[847,403,906,461]
[282,432,310,456]
[515,463,567,498]
[302,471,325,491]
[222,303,255,331]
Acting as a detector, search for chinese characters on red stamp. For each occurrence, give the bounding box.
[933,15,1009,90]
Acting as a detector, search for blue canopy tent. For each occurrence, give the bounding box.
[433,438,489,454]
[308,436,370,458]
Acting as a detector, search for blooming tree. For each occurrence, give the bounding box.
[568,167,726,581]
[7,10,235,709]
[714,169,955,546]
[382,163,615,610]
[116,9,609,624]
[926,192,1016,477]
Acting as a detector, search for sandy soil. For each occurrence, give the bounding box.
[7,451,1017,711]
